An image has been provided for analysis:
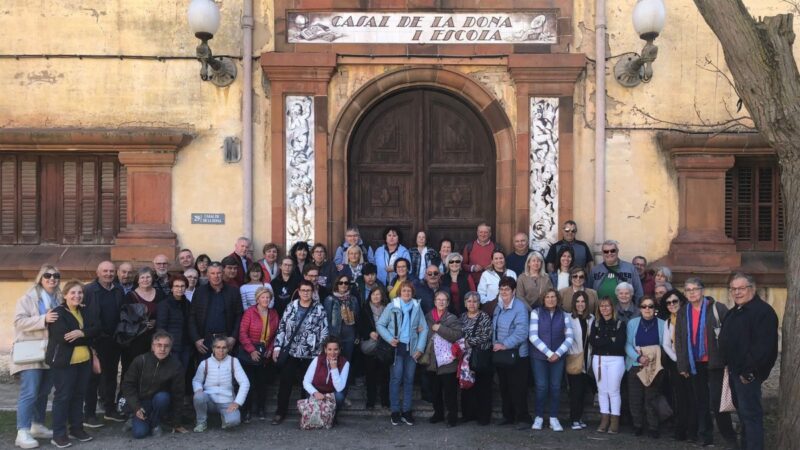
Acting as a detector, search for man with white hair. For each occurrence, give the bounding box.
[225,237,253,287]
[589,240,643,304]
[152,254,171,297]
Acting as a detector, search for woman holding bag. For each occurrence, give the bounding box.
[625,296,666,438]
[12,264,61,448]
[422,291,463,427]
[459,291,493,425]
[238,287,279,421]
[492,277,531,428]
[358,286,391,409]
[566,291,595,430]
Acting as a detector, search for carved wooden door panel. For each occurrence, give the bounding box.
[349,89,495,249]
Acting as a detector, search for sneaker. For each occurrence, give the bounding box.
[257,410,267,420]
[151,426,162,437]
[15,429,39,449]
[391,412,401,426]
[103,410,127,423]
[401,412,415,426]
[193,422,207,433]
[82,417,104,429]
[67,430,92,442]
[549,417,563,432]
[579,421,588,429]
[29,423,53,439]
[50,436,72,449]
[571,421,583,430]
[531,417,544,430]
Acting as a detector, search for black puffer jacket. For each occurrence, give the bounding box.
[156,295,191,349]
[121,352,185,425]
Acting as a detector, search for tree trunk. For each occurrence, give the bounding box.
[692,1,800,447]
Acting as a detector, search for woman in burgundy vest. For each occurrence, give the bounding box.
[302,337,350,425]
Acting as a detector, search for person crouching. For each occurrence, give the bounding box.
[302,336,350,427]
[192,336,250,432]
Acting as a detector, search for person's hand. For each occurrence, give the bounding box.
[370,332,378,341]
[432,324,440,332]
[250,351,260,362]
[146,319,156,330]
[412,351,422,361]
[473,264,483,272]
[680,371,690,378]
[195,339,208,355]
[313,392,325,400]
[44,310,58,324]
[226,337,236,349]
[329,357,338,369]
[386,266,394,273]
[638,355,650,366]
[173,426,189,434]
[493,343,506,351]
[417,326,423,333]
[390,338,399,347]
[272,349,281,362]
[226,403,239,414]
[336,264,344,272]
[548,354,559,363]
[64,330,85,342]
[135,408,146,421]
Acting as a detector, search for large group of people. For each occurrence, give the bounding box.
[10,222,778,450]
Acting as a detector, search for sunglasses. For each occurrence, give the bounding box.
[337,281,350,286]
[449,260,462,264]
[640,304,656,309]
[666,300,680,305]
[571,274,585,279]
[426,272,440,276]
[42,273,61,280]
[563,228,576,233]
[602,249,618,254]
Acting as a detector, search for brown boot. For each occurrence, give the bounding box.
[608,415,620,434]
[596,414,609,433]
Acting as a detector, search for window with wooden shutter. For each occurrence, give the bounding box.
[725,158,784,251]
[0,153,125,245]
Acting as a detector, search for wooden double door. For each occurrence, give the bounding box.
[348,88,496,249]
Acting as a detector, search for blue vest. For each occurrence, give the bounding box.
[532,307,566,360]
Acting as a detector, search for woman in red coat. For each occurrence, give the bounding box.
[238,286,279,421]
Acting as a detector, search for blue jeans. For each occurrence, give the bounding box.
[532,357,565,417]
[131,391,170,439]
[389,345,415,413]
[731,375,764,450]
[334,391,346,411]
[52,362,91,438]
[17,369,53,430]
[193,392,241,428]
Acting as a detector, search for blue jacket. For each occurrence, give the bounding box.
[374,244,411,285]
[376,297,428,354]
[492,298,530,357]
[625,316,666,371]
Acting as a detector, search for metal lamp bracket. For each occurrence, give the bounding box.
[614,36,659,88]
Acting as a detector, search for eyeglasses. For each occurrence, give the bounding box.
[42,272,61,280]
[571,274,585,279]
[729,285,753,293]
[426,272,440,276]
[299,289,313,293]
[563,228,576,233]
[213,346,228,350]
[685,287,702,293]
[666,300,680,305]
[602,249,617,254]
[336,281,350,286]
[640,304,655,309]
[449,260,462,264]
[154,262,169,266]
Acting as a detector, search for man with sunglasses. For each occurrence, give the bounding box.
[412,264,442,315]
[590,239,643,304]
[545,220,593,274]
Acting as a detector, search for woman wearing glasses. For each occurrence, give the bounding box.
[559,267,598,314]
[323,274,360,361]
[12,265,61,448]
[440,253,476,316]
[660,289,691,441]
[589,296,627,434]
[625,295,666,439]
[516,252,553,309]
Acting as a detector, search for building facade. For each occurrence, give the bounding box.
[0,0,788,350]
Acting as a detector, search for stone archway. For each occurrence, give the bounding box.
[328,67,516,247]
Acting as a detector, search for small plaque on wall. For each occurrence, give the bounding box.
[191,213,226,225]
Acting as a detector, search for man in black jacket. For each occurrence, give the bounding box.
[121,331,188,438]
[188,262,243,358]
[82,261,126,426]
[719,273,778,450]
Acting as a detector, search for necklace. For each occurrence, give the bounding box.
[641,320,656,333]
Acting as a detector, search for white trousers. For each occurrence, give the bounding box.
[592,355,625,415]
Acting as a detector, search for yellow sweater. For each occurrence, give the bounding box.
[68,307,91,365]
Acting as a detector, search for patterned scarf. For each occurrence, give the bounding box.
[686,298,708,375]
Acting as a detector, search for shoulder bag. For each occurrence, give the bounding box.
[276,304,312,369]
[373,312,397,365]
[12,340,48,365]
[492,308,519,368]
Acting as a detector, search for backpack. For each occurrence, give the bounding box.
[202,356,238,389]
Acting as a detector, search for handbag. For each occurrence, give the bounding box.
[566,352,584,375]
[91,348,102,375]
[433,334,455,367]
[492,348,519,368]
[298,393,336,430]
[360,338,378,355]
[469,348,493,373]
[12,339,48,365]
[276,304,312,369]
[720,366,736,413]
[371,311,398,365]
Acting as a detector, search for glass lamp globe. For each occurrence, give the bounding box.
[632,0,666,40]
[188,0,221,38]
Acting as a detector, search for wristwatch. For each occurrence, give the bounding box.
[743,373,756,383]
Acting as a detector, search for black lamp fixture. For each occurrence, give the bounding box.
[187,0,237,87]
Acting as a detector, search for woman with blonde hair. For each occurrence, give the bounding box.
[12,264,62,448]
[516,252,553,308]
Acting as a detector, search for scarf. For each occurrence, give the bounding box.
[369,302,385,323]
[686,298,708,375]
[669,313,677,345]
[432,309,443,323]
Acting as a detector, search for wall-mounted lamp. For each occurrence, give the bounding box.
[187,0,237,87]
[614,0,666,88]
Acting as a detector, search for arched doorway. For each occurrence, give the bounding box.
[348,88,496,249]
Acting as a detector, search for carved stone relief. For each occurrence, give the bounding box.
[285,95,314,246]
[529,97,559,256]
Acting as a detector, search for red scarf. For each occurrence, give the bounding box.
[312,354,347,393]
[432,309,444,323]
